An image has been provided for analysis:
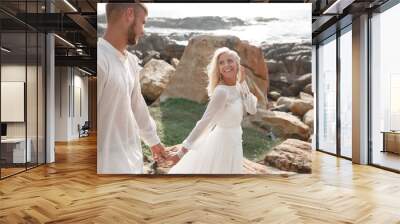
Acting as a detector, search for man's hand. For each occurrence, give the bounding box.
[150,143,167,163]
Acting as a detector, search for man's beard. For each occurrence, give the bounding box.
[127,21,138,45]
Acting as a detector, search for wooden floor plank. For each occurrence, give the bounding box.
[0,134,399,223]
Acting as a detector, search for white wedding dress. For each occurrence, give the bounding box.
[168,81,258,174]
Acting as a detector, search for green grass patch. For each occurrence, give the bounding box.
[142,98,281,161]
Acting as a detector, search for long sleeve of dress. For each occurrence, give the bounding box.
[182,86,229,150]
[239,81,258,115]
[130,59,161,147]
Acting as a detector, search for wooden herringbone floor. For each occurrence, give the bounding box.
[1,135,400,224]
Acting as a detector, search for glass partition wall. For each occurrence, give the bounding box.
[0,1,46,179]
[370,2,400,171]
[316,0,400,172]
[0,30,27,177]
[316,25,353,159]
[339,26,352,159]
[317,35,337,155]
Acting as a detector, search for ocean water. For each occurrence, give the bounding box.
[145,18,311,46]
[98,18,311,47]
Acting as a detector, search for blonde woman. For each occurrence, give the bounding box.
[168,47,258,174]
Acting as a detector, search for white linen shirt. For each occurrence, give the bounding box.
[97,38,160,174]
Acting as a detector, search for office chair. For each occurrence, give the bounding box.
[79,121,90,138]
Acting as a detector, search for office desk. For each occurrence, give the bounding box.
[381,131,400,154]
[1,138,31,163]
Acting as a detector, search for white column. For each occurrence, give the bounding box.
[352,14,369,164]
[55,67,74,141]
[46,33,55,163]
[45,0,55,163]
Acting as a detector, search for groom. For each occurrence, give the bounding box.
[97,3,169,174]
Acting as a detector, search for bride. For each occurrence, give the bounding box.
[168,47,258,174]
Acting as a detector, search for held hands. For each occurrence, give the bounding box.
[150,143,168,163]
[151,144,188,167]
[167,146,188,166]
[156,146,188,167]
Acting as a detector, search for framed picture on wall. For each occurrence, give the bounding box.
[97,3,313,175]
[1,81,25,123]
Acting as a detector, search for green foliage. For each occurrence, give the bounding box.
[142,98,280,162]
[242,127,282,161]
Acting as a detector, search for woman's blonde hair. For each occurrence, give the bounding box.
[206,47,241,97]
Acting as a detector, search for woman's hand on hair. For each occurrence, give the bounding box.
[239,65,246,83]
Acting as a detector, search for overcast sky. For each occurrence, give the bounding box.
[97,3,311,20]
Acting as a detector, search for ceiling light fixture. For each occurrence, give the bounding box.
[63,0,78,12]
[54,34,75,48]
[323,0,355,15]
[78,67,93,76]
[76,48,84,54]
[1,47,11,53]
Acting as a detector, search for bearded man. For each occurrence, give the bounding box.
[97,3,167,174]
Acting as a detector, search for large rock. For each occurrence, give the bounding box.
[283,55,311,80]
[303,109,314,133]
[262,42,311,77]
[250,109,310,140]
[266,101,275,110]
[274,96,295,112]
[140,59,176,103]
[161,44,186,62]
[282,73,312,97]
[266,59,287,74]
[243,158,294,175]
[299,91,313,103]
[142,50,161,65]
[236,41,269,82]
[160,35,269,107]
[268,91,281,101]
[264,139,312,173]
[303,83,313,95]
[131,33,185,63]
[269,73,291,93]
[270,104,290,113]
[275,96,313,116]
[132,33,173,54]
[170,58,180,68]
[276,97,295,109]
[262,43,311,94]
[243,67,268,107]
[290,99,313,117]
